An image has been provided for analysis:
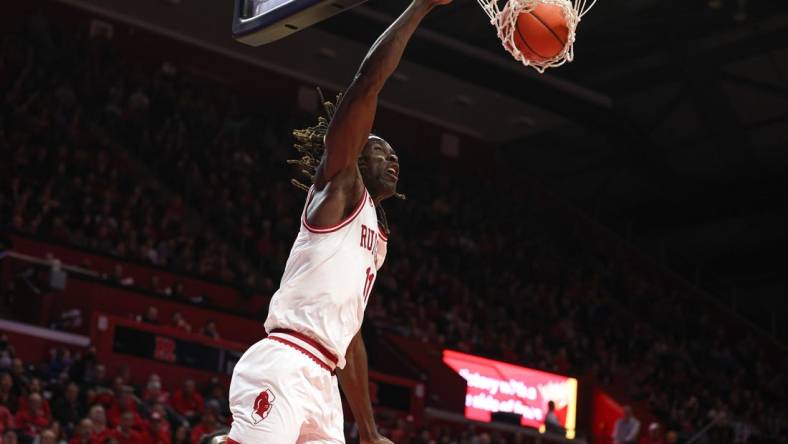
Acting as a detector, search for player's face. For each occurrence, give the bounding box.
[360,136,399,201]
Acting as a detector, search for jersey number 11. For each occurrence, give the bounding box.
[363,267,374,303]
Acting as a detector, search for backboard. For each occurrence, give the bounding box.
[232,0,368,46]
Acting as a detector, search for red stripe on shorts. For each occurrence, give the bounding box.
[269,328,338,366]
[267,336,335,373]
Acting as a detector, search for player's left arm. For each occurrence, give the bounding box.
[337,331,390,444]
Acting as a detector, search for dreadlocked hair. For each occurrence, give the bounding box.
[289,87,405,236]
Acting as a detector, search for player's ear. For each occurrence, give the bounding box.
[358,155,372,178]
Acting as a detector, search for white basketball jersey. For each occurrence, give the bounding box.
[264,186,387,369]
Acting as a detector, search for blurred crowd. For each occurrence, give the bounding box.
[0,53,253,289]
[0,12,785,444]
[0,337,534,444]
[0,337,228,444]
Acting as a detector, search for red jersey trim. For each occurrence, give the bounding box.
[227,439,240,444]
[269,328,338,365]
[378,228,389,242]
[302,187,368,234]
[266,336,335,374]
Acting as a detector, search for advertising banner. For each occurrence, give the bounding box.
[443,350,578,438]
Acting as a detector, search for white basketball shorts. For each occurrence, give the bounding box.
[228,330,344,444]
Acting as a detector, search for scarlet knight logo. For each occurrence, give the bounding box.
[251,389,275,424]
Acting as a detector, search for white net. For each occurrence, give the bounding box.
[477,0,597,73]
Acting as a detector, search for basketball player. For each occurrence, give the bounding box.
[227,0,452,443]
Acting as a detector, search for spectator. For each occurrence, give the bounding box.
[0,406,12,439]
[112,265,133,287]
[87,365,110,392]
[411,428,432,444]
[45,349,71,382]
[116,368,134,391]
[107,389,143,430]
[2,430,18,444]
[544,400,564,435]
[147,405,173,439]
[0,352,11,372]
[142,377,169,407]
[20,379,51,417]
[173,424,190,444]
[39,429,57,444]
[202,381,228,422]
[10,359,29,392]
[143,412,170,444]
[88,405,115,444]
[170,313,191,334]
[189,410,219,444]
[171,283,185,301]
[171,381,202,421]
[114,412,143,444]
[613,406,641,444]
[199,321,219,341]
[389,417,412,444]
[141,307,159,326]
[48,421,67,444]
[67,419,93,444]
[15,393,51,438]
[641,422,664,444]
[0,375,16,413]
[0,407,10,437]
[51,382,83,431]
[148,276,165,295]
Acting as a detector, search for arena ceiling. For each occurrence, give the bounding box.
[53,0,788,338]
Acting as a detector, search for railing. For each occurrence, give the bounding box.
[0,250,267,344]
[6,232,268,316]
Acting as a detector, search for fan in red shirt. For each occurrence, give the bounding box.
[39,429,57,444]
[171,380,203,421]
[2,429,18,444]
[142,411,170,444]
[116,411,145,444]
[0,405,14,435]
[389,417,414,444]
[0,374,18,414]
[640,422,666,444]
[108,389,145,430]
[88,405,117,444]
[142,377,169,406]
[16,379,52,419]
[14,393,51,438]
[68,418,95,444]
[190,409,220,444]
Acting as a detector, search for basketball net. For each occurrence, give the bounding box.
[477,0,597,73]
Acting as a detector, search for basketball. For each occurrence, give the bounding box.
[512,3,570,63]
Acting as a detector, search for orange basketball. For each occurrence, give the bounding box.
[512,3,570,63]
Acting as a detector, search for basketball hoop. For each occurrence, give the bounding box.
[477,0,597,73]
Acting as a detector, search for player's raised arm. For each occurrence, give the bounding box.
[318,0,451,183]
